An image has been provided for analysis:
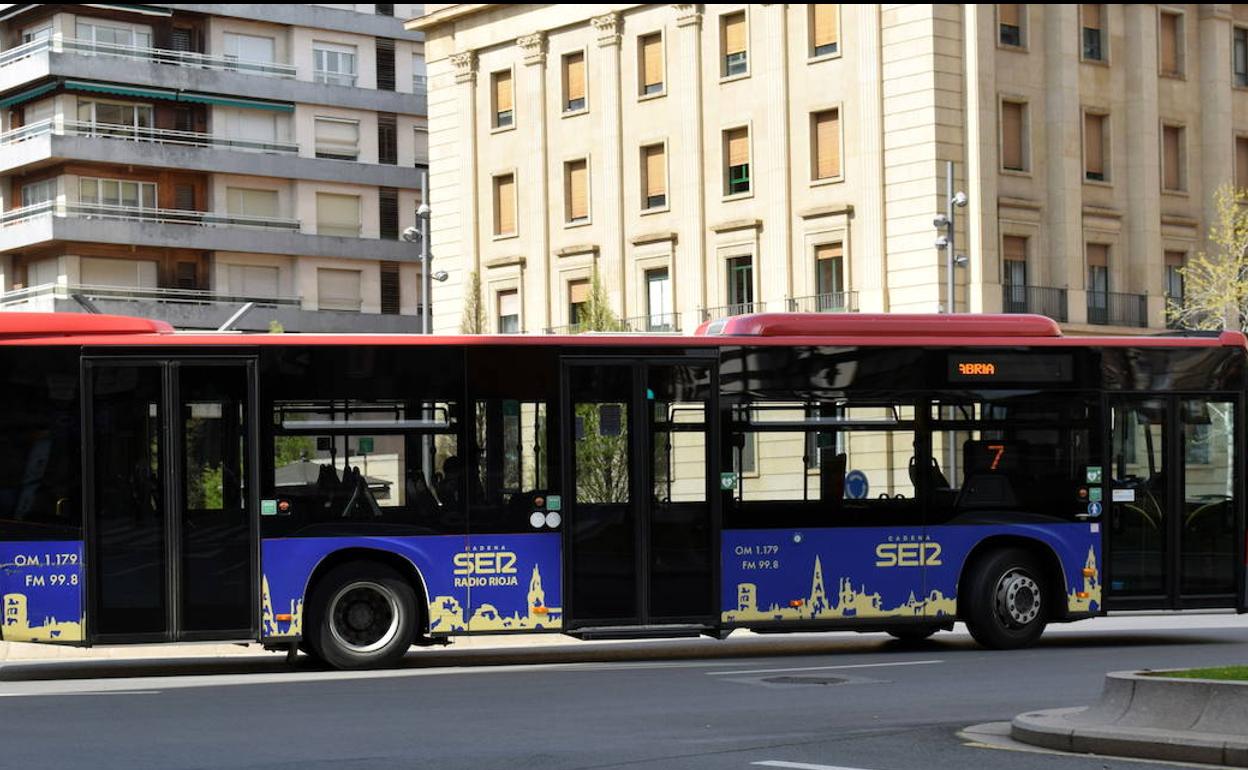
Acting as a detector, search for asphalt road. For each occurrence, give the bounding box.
[0,616,1245,770]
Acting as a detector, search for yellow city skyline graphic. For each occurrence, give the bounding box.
[723,555,957,623]
[1066,546,1102,613]
[429,563,562,633]
[3,593,82,643]
[261,576,304,638]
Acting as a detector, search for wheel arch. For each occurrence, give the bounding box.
[302,547,431,636]
[955,535,1070,621]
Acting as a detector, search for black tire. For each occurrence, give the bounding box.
[886,625,939,642]
[305,561,418,670]
[963,548,1049,649]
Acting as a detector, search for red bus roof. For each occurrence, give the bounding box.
[0,312,1242,350]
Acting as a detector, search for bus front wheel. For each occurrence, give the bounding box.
[964,548,1048,650]
[306,561,418,670]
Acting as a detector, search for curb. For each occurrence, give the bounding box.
[1011,670,1248,767]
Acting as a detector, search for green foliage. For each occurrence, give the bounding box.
[1154,666,1248,681]
[573,402,630,503]
[268,319,285,334]
[576,268,627,332]
[461,270,486,334]
[1168,182,1248,331]
[274,435,317,467]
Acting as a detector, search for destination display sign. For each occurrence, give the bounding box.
[946,353,1073,384]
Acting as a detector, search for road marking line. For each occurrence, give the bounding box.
[752,761,874,770]
[708,659,942,676]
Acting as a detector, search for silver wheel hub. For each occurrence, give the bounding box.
[328,581,401,654]
[994,569,1041,627]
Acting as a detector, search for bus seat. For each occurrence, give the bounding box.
[955,440,1022,510]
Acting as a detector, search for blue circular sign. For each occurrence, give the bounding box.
[845,470,869,500]
[1087,501,1103,516]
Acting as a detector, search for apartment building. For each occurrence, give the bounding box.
[0,3,429,332]
[411,3,1248,335]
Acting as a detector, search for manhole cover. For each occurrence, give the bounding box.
[760,675,848,686]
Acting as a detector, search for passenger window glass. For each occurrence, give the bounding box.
[471,399,549,529]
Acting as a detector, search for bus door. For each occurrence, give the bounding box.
[561,358,718,631]
[85,358,257,642]
[1106,395,1240,610]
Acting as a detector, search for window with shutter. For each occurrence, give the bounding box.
[642,144,666,209]
[815,243,844,304]
[1235,28,1248,88]
[568,279,590,326]
[171,27,193,53]
[379,187,399,240]
[174,183,195,211]
[227,264,279,297]
[1159,12,1181,77]
[226,188,279,219]
[811,5,839,57]
[176,261,198,289]
[316,193,361,237]
[493,70,514,127]
[1084,112,1106,181]
[566,159,589,223]
[1001,101,1025,171]
[640,34,663,95]
[645,268,672,330]
[1082,4,1104,61]
[1164,251,1185,302]
[376,38,396,91]
[1237,136,1248,189]
[1003,237,1027,292]
[812,109,840,180]
[315,117,360,160]
[724,127,750,195]
[81,257,158,289]
[380,261,401,314]
[1162,125,1183,191]
[317,268,362,312]
[494,174,516,236]
[722,12,747,76]
[563,52,586,112]
[497,289,520,333]
[313,42,358,86]
[378,112,397,165]
[998,4,1023,47]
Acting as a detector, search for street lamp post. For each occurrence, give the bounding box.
[933,160,969,314]
[403,169,445,334]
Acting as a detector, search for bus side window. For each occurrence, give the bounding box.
[472,399,549,528]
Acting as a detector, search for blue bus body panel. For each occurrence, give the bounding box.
[0,540,84,642]
[261,533,563,638]
[722,523,1101,623]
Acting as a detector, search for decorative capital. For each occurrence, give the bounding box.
[450,50,477,83]
[517,32,547,66]
[674,3,702,28]
[592,11,621,47]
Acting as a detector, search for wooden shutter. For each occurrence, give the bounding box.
[174,183,195,211]
[999,3,1020,27]
[564,52,585,103]
[316,193,361,236]
[1084,113,1104,176]
[378,112,397,165]
[317,268,362,311]
[495,174,516,235]
[376,37,396,91]
[1003,236,1027,262]
[1082,4,1101,30]
[379,187,399,239]
[494,70,513,113]
[1237,137,1248,189]
[641,34,663,89]
[723,12,746,55]
[1159,13,1179,74]
[815,242,843,261]
[1001,101,1024,170]
[812,5,838,50]
[1164,250,1185,267]
[1086,243,1108,267]
[315,118,359,158]
[814,109,840,179]
[380,261,400,315]
[567,160,588,221]
[644,144,666,198]
[569,279,590,305]
[726,127,749,167]
[1163,125,1182,190]
[497,289,519,329]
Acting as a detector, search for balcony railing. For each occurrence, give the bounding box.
[1002,284,1068,322]
[786,291,858,313]
[0,35,296,78]
[621,312,680,332]
[1087,290,1148,328]
[0,282,302,309]
[700,301,763,322]
[0,200,301,231]
[0,118,299,155]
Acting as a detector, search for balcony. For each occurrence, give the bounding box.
[0,35,295,78]
[786,292,858,313]
[1002,285,1068,322]
[0,118,298,155]
[1087,290,1148,328]
[0,283,426,333]
[543,312,681,335]
[0,200,300,231]
[700,302,763,322]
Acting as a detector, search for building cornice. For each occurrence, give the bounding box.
[484,255,526,269]
[555,244,600,258]
[407,3,493,33]
[798,204,854,220]
[630,231,677,246]
[710,219,762,233]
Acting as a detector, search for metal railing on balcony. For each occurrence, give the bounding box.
[0,35,297,77]
[0,118,299,155]
[0,200,302,232]
[621,312,680,332]
[700,301,763,322]
[1087,290,1148,328]
[786,291,858,313]
[1002,284,1068,322]
[0,282,302,309]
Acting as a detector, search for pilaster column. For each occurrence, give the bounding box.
[758,3,791,310]
[451,50,480,281]
[1123,4,1161,324]
[1199,5,1233,245]
[854,5,886,312]
[1044,4,1084,322]
[592,11,626,315]
[963,4,996,312]
[518,32,551,329]
[674,3,706,328]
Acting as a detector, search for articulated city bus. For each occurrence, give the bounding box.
[0,311,1244,669]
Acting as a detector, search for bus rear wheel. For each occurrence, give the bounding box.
[306,561,417,670]
[964,548,1048,650]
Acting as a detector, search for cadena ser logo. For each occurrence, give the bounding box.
[452,551,520,588]
[875,541,943,567]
